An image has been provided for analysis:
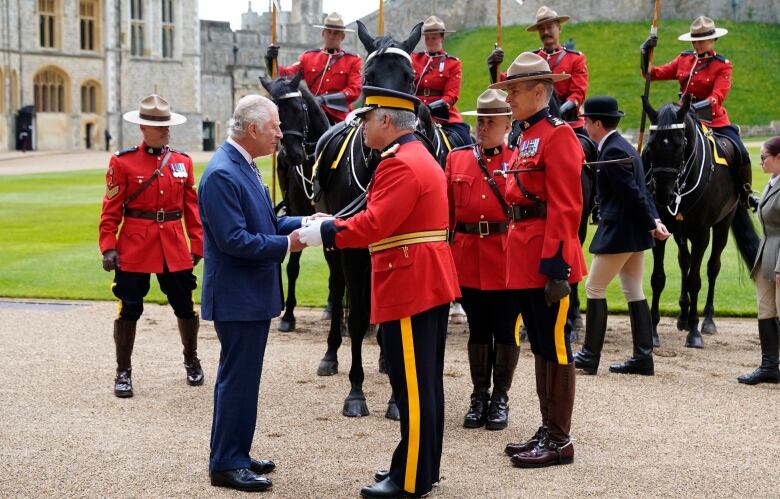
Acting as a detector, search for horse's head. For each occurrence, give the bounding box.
[260,70,312,166]
[357,20,421,93]
[642,95,692,207]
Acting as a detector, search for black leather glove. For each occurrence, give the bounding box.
[486,47,504,66]
[314,94,325,106]
[544,279,571,307]
[428,99,450,121]
[559,100,576,120]
[102,249,120,272]
[265,44,280,73]
[191,253,202,267]
[640,35,657,54]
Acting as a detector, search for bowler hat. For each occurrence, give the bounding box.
[581,96,625,118]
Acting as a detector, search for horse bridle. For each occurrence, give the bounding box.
[276,91,316,161]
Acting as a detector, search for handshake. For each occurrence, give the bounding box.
[289,213,335,251]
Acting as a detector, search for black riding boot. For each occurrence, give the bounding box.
[463,344,492,428]
[737,318,780,385]
[178,315,204,386]
[486,343,520,430]
[114,319,136,398]
[609,300,654,375]
[736,160,759,211]
[573,299,607,375]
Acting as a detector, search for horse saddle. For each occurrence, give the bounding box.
[698,122,736,168]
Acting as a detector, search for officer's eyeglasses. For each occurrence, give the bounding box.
[761,154,773,163]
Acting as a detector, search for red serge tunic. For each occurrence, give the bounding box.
[649,50,733,128]
[331,135,460,323]
[445,145,513,290]
[99,143,203,273]
[278,48,363,123]
[503,110,586,289]
[412,51,464,124]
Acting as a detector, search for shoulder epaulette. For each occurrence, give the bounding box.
[167,146,189,157]
[714,53,728,63]
[380,143,401,158]
[547,116,566,127]
[114,146,138,156]
[681,50,696,56]
[563,47,582,55]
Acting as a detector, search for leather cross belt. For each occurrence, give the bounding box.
[124,208,183,222]
[454,221,508,236]
[510,203,547,221]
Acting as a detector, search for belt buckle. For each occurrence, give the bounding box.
[156,209,165,223]
[422,88,431,97]
[478,220,490,237]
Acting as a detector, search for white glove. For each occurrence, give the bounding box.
[302,215,335,227]
[298,220,324,246]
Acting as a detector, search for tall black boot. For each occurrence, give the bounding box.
[114,319,136,398]
[463,343,492,428]
[736,160,759,211]
[178,315,204,386]
[486,343,520,430]
[737,318,780,385]
[573,299,607,375]
[610,300,654,375]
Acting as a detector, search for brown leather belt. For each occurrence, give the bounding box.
[124,208,183,222]
[420,88,443,97]
[455,221,508,236]
[510,204,547,221]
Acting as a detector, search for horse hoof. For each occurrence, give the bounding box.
[277,318,295,332]
[317,359,338,376]
[701,321,718,335]
[320,309,332,321]
[343,395,369,417]
[676,316,688,331]
[385,402,400,421]
[685,332,704,349]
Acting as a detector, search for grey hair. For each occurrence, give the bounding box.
[373,108,417,131]
[228,94,275,139]
[517,79,554,103]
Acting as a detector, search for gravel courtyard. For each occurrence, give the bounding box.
[0,300,778,497]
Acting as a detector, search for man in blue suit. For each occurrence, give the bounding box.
[198,94,307,492]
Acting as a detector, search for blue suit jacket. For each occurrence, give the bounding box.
[198,142,302,321]
[589,132,659,254]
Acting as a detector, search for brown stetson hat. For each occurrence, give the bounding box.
[678,16,728,42]
[313,12,355,33]
[461,89,512,116]
[526,6,570,32]
[422,16,455,34]
[122,94,186,126]
[488,52,570,90]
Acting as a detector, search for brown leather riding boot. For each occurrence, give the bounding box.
[178,315,204,386]
[511,361,575,468]
[113,319,136,398]
[486,343,520,430]
[463,343,492,428]
[505,355,547,455]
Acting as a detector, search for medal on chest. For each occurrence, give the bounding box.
[519,138,540,158]
[169,162,188,178]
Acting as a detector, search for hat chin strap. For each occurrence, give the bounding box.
[365,47,412,64]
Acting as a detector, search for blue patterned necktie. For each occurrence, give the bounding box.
[249,161,264,186]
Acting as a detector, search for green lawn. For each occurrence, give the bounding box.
[446,20,780,130]
[0,146,772,316]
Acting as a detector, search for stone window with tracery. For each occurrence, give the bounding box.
[162,0,175,58]
[39,0,58,49]
[34,68,68,113]
[131,0,144,56]
[79,0,99,51]
[81,81,101,113]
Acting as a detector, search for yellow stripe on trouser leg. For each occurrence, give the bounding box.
[554,295,570,364]
[112,282,122,320]
[514,313,523,346]
[400,317,420,493]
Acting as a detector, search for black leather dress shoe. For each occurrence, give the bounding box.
[250,459,276,475]
[374,469,390,483]
[210,468,272,492]
[361,477,405,498]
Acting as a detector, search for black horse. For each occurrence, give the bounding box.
[260,71,332,333]
[642,97,758,348]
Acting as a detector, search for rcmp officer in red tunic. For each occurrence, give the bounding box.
[298,87,460,498]
[412,16,472,146]
[642,15,757,208]
[446,89,520,431]
[99,94,203,398]
[266,12,362,125]
[488,6,589,134]
[490,53,586,468]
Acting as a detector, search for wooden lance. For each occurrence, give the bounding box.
[637,0,661,153]
[270,0,279,205]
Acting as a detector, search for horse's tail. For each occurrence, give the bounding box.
[731,203,760,267]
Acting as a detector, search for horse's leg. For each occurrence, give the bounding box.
[342,249,371,417]
[277,251,301,332]
[317,248,345,376]
[676,235,692,332]
[684,229,710,349]
[702,217,731,335]
[650,240,667,347]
